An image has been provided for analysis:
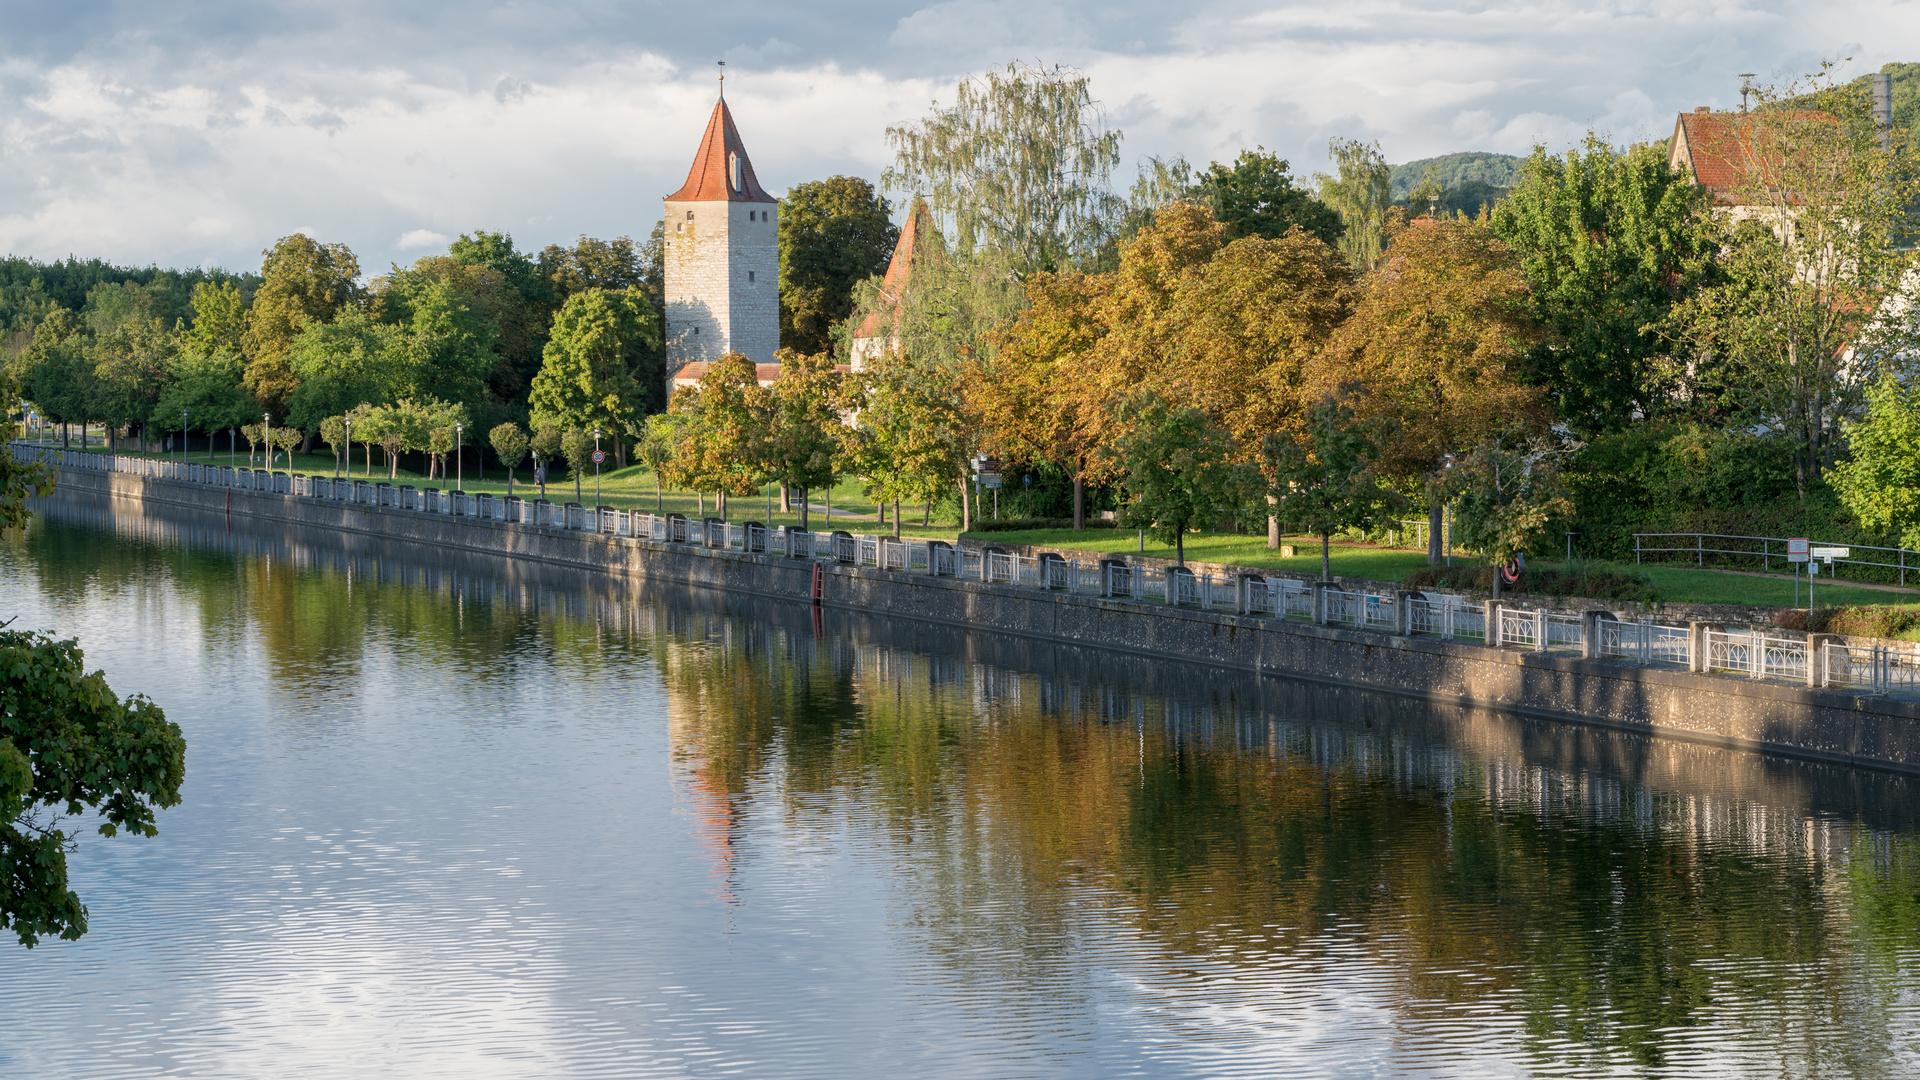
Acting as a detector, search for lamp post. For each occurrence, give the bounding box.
[592,429,602,507]
[263,412,272,472]
[342,414,353,480]
[229,428,236,469]
[180,409,188,463]
[455,422,464,492]
[534,450,545,500]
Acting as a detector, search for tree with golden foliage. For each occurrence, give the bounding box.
[1315,218,1550,563]
[243,235,362,415]
[670,353,771,519]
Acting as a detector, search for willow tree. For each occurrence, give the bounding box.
[883,61,1123,273]
[1315,138,1393,271]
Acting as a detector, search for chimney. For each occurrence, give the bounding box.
[1872,72,1894,151]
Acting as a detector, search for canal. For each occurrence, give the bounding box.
[4,496,1919,1078]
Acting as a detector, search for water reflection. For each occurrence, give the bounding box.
[4,492,1919,1078]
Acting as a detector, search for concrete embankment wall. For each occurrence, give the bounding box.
[43,467,1920,776]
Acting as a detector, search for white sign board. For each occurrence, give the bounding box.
[1787,537,1809,562]
[1811,546,1850,560]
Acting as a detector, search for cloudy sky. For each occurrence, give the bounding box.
[0,0,1913,276]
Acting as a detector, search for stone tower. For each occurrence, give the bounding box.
[663,92,779,386]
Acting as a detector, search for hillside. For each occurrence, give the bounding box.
[1387,151,1524,202]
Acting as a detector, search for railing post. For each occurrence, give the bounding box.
[1807,634,1833,688]
[1750,631,1765,679]
[1635,535,1641,565]
[1312,582,1330,626]
[1688,622,1709,672]
[1582,611,1606,660]
[1485,600,1503,647]
[1395,591,1418,635]
[1533,610,1547,653]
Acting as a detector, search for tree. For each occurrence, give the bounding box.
[884,61,1122,272]
[1107,396,1252,566]
[529,288,663,455]
[243,235,362,415]
[448,230,553,398]
[489,421,529,495]
[560,427,591,503]
[1669,71,1920,495]
[269,426,302,471]
[1492,136,1715,436]
[180,280,249,363]
[779,177,898,355]
[1191,148,1344,248]
[1317,218,1550,563]
[1264,399,1402,579]
[1,627,186,947]
[239,422,265,467]
[283,312,403,435]
[672,353,772,519]
[0,374,55,525]
[1315,138,1394,271]
[320,415,350,474]
[1829,377,1920,550]
[763,351,846,530]
[1449,437,1574,599]
[635,412,681,511]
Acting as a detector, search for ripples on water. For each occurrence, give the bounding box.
[3,497,1919,1079]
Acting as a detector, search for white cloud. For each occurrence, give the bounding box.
[397,229,451,250]
[0,1,1913,274]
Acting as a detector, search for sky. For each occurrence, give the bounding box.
[0,0,1914,277]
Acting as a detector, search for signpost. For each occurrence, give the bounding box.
[1806,545,1849,610]
[1790,537,1809,606]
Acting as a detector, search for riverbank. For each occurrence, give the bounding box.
[28,454,1920,777]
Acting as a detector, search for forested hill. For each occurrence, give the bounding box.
[1388,152,1523,202]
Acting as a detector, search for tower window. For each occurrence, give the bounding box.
[686,210,693,220]
[748,271,755,283]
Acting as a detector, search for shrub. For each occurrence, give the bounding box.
[1403,562,1659,602]
[968,517,1119,533]
[1775,606,1920,638]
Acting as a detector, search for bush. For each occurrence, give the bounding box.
[969,516,1119,533]
[1403,562,1659,602]
[1776,606,1920,638]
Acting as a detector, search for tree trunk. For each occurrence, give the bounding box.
[1176,528,1185,566]
[799,487,808,531]
[1492,564,1503,600]
[959,475,971,533]
[781,486,791,514]
[923,500,931,527]
[1428,502,1444,565]
[697,491,704,516]
[1321,531,1332,581]
[1073,462,1086,530]
[1268,497,1281,549]
[616,442,627,469]
[718,490,727,519]
[893,499,901,539]
[824,487,832,522]
[656,477,663,511]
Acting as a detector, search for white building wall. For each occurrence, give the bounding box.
[664,199,780,384]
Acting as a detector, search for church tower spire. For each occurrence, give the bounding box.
[664,94,779,384]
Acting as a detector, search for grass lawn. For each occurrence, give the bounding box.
[48,442,962,539]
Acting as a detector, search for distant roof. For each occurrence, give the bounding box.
[854,198,939,340]
[667,99,776,204]
[1669,107,1839,204]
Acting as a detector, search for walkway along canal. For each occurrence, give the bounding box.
[20,442,1920,775]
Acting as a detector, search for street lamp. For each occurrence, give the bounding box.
[342,413,353,479]
[455,422,464,492]
[229,428,236,469]
[180,409,188,463]
[592,429,602,507]
[263,412,272,472]
[534,449,545,500]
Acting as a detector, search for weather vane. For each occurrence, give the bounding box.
[718,60,725,100]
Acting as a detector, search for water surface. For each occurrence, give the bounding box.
[3,495,1918,1078]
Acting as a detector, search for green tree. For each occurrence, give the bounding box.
[529,423,562,497]
[283,312,403,435]
[1,627,186,947]
[244,235,362,415]
[1315,138,1393,270]
[181,280,249,363]
[1492,136,1715,436]
[320,415,350,474]
[1264,399,1402,579]
[560,427,591,502]
[763,351,845,529]
[779,177,898,355]
[489,421,529,495]
[884,61,1123,272]
[1108,397,1252,565]
[1669,71,1920,494]
[529,288,663,456]
[1450,437,1574,599]
[0,374,55,524]
[1192,148,1343,247]
[1829,377,1920,550]
[673,353,772,518]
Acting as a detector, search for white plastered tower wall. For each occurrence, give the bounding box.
[662,96,781,393]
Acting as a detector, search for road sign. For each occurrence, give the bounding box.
[1811,546,1850,560]
[591,450,605,464]
[1787,537,1809,562]
[977,473,1003,489]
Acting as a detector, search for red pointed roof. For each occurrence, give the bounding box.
[667,99,776,203]
[855,198,939,339]
[1669,107,1838,205]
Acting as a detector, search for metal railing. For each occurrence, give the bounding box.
[1635,532,1920,585]
[31,441,1920,700]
